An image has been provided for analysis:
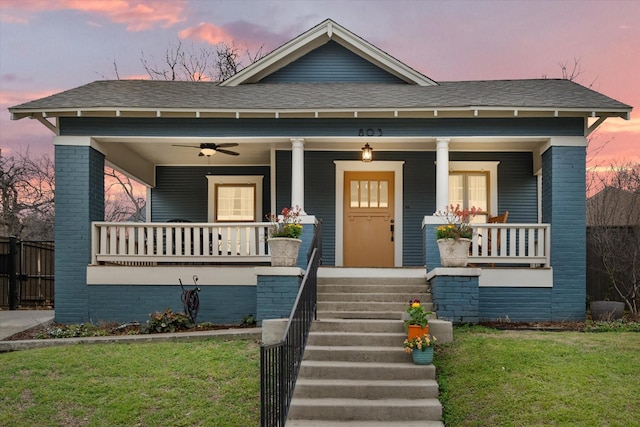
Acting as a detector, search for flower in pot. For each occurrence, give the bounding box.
[266,206,303,266]
[403,332,437,365]
[435,204,481,240]
[404,299,431,339]
[435,204,481,267]
[266,206,303,239]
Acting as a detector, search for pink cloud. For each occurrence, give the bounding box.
[179,22,233,45]
[0,0,187,31]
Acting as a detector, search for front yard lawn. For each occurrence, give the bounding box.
[0,338,260,426]
[435,326,640,426]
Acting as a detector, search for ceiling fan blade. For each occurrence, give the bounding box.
[214,143,239,148]
[172,144,200,148]
[216,149,240,156]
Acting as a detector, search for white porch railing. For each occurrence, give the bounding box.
[91,222,272,265]
[469,223,550,267]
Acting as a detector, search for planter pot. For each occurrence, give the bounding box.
[267,237,302,267]
[412,347,434,365]
[437,238,471,267]
[590,300,625,321]
[407,324,429,340]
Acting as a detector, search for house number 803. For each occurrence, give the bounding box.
[358,128,383,137]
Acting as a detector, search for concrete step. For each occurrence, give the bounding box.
[307,332,405,347]
[318,292,430,303]
[286,421,444,427]
[317,283,429,294]
[317,301,434,313]
[311,318,405,333]
[287,397,442,422]
[299,360,436,381]
[317,310,402,320]
[317,276,427,286]
[304,345,411,363]
[292,378,439,399]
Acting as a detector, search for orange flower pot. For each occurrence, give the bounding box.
[407,324,429,340]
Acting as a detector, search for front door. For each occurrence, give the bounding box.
[343,171,394,267]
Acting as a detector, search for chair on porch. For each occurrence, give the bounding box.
[487,211,509,265]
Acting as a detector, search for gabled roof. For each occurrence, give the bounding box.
[220,19,437,87]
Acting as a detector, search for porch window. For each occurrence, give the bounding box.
[449,172,489,222]
[206,175,263,223]
[214,184,256,222]
[448,161,499,221]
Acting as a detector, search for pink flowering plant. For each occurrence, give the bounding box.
[435,204,482,240]
[403,333,437,353]
[266,206,303,239]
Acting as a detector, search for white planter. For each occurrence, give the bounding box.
[267,237,302,267]
[437,238,471,267]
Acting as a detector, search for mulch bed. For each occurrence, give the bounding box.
[2,322,251,341]
[478,321,586,331]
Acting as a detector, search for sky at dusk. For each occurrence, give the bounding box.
[1,0,638,168]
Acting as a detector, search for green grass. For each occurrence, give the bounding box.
[435,326,640,426]
[0,338,260,427]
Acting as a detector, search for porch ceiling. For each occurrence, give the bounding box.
[95,135,549,185]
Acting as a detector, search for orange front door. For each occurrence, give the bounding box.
[343,171,394,267]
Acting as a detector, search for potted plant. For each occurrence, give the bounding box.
[404,299,431,339]
[266,206,303,266]
[435,204,481,267]
[403,333,437,365]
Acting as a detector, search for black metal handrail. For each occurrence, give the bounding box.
[260,238,320,426]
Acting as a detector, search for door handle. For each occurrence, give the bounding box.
[390,219,395,242]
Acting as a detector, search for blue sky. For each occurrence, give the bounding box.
[1,0,638,166]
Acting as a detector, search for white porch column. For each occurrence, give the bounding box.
[290,138,306,214]
[436,138,450,212]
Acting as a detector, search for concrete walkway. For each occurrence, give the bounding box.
[0,309,55,340]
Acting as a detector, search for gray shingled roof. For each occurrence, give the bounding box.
[9,79,632,112]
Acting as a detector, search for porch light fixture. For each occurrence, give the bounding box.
[361,143,373,162]
[200,148,217,157]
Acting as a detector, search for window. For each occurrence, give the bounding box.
[449,172,489,222]
[214,184,256,221]
[448,161,499,222]
[206,176,263,223]
[350,179,389,208]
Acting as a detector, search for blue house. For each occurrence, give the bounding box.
[9,19,632,325]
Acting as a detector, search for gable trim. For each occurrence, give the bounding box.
[221,19,437,87]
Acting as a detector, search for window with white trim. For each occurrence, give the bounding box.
[448,161,499,222]
[206,176,263,222]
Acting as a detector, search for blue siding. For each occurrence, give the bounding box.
[88,285,256,324]
[261,41,406,84]
[542,146,587,321]
[152,166,270,221]
[480,287,552,322]
[60,117,585,138]
[55,146,104,323]
[451,152,537,222]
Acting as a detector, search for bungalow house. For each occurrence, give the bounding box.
[9,19,632,325]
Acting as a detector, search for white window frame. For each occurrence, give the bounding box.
[206,175,263,222]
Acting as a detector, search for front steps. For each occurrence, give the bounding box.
[286,272,445,426]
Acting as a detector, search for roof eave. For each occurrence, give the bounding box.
[10,106,632,122]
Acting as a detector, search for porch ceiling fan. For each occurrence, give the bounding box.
[172,142,240,157]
